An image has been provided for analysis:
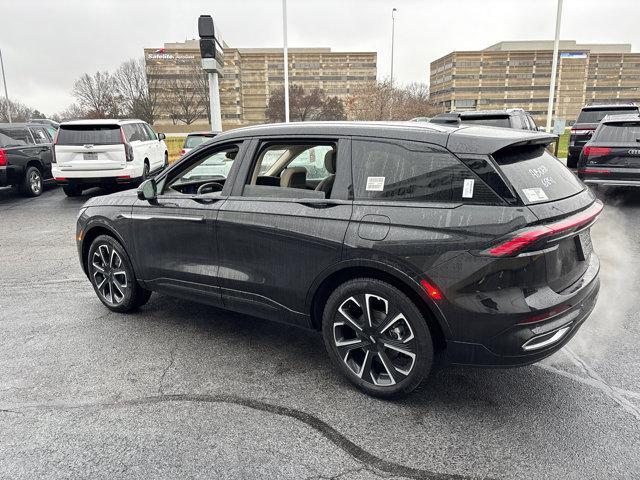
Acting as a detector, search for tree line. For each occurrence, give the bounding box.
[2,60,442,125]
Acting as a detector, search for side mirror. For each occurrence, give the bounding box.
[158,133,166,141]
[137,178,157,201]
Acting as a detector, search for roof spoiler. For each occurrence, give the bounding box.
[447,129,557,155]
[430,113,461,125]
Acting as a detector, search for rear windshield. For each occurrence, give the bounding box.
[576,108,638,124]
[493,146,584,204]
[57,125,122,145]
[595,122,640,143]
[460,116,511,128]
[184,135,211,149]
[0,127,33,147]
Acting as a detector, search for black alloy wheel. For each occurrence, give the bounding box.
[322,278,433,398]
[87,235,151,312]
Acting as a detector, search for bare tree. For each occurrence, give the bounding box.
[0,98,41,122]
[266,85,346,123]
[72,71,118,118]
[113,58,161,124]
[166,69,208,125]
[346,81,440,121]
[54,103,88,122]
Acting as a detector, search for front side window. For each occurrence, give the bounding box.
[352,139,499,204]
[243,141,338,199]
[143,124,158,140]
[164,144,240,195]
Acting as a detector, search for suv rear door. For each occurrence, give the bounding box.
[28,126,54,179]
[572,106,640,149]
[216,137,352,325]
[55,124,126,172]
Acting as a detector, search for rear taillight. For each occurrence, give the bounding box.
[483,200,604,257]
[120,128,134,162]
[51,130,59,163]
[180,149,186,156]
[583,146,611,158]
[570,128,595,135]
[0,149,7,166]
[579,168,611,174]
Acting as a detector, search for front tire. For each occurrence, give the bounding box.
[21,166,43,197]
[322,278,434,398]
[87,235,151,312]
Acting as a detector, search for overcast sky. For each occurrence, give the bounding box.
[2,0,640,115]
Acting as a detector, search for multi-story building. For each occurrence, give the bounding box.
[430,40,640,124]
[144,40,377,130]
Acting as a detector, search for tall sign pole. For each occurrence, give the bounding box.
[198,15,223,132]
[0,48,11,123]
[390,8,397,86]
[282,0,290,122]
[546,0,563,133]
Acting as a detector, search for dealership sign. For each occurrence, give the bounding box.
[560,52,588,59]
[147,49,196,60]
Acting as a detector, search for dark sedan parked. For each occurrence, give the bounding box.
[0,123,55,196]
[76,121,601,397]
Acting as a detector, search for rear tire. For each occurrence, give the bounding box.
[63,185,82,197]
[20,166,43,197]
[566,153,578,169]
[87,234,151,312]
[322,278,434,398]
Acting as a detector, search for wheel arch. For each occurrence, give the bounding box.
[81,222,130,276]
[308,262,449,353]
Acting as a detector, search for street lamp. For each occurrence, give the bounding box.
[0,48,11,123]
[546,0,563,133]
[390,8,397,86]
[282,0,290,122]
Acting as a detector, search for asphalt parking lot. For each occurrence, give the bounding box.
[1,184,639,480]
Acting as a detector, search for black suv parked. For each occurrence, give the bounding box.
[430,109,539,131]
[0,123,55,196]
[568,103,640,168]
[76,121,601,397]
[578,113,640,187]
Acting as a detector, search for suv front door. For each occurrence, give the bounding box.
[216,137,353,326]
[129,142,245,304]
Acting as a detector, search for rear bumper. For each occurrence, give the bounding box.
[54,176,141,187]
[0,167,8,186]
[579,177,640,187]
[442,254,600,367]
[52,163,144,180]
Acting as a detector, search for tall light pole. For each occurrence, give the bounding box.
[390,8,397,86]
[0,48,11,123]
[282,0,290,122]
[546,0,563,133]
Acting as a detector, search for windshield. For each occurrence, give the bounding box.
[184,135,212,149]
[460,116,511,128]
[595,122,640,143]
[577,108,638,124]
[493,146,584,204]
[57,125,122,145]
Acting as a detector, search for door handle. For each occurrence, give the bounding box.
[297,200,337,209]
[193,197,221,205]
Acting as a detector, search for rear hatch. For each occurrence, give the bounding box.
[579,120,640,182]
[490,142,599,292]
[571,107,639,149]
[55,124,126,171]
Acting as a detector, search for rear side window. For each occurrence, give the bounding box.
[460,116,511,128]
[57,125,121,145]
[0,127,33,147]
[493,146,583,204]
[595,122,640,143]
[30,127,50,144]
[352,139,500,204]
[577,108,638,124]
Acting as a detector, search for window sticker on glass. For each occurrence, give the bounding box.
[522,187,549,203]
[366,176,385,191]
[462,179,475,198]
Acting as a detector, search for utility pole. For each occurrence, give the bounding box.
[546,0,563,133]
[0,48,11,123]
[282,0,290,122]
[390,8,397,86]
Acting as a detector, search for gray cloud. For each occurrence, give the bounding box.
[2,0,639,115]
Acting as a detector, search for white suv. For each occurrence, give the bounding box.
[53,119,168,196]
